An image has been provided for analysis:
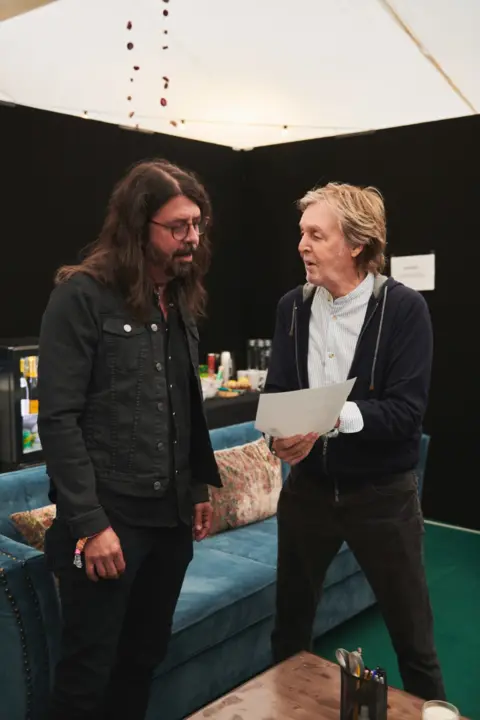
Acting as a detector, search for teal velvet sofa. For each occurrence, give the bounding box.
[0,422,429,720]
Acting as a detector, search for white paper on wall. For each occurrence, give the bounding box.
[390,254,435,292]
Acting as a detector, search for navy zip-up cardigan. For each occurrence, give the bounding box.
[264,275,433,485]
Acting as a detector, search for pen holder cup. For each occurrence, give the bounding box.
[340,667,388,720]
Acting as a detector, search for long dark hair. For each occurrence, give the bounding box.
[56,159,212,320]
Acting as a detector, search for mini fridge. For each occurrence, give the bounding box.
[0,338,42,471]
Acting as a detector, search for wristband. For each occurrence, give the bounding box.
[73,527,111,569]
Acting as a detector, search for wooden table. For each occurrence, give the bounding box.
[187,652,465,720]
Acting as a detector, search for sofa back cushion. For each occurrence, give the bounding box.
[209,438,282,535]
[0,465,50,540]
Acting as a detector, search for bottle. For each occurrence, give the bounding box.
[257,340,266,370]
[220,351,232,382]
[264,339,272,368]
[247,339,257,370]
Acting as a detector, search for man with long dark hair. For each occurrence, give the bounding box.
[38,159,222,719]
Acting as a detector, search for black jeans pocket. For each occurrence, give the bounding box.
[369,471,418,498]
[363,472,423,528]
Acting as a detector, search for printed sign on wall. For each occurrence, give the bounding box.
[390,253,435,292]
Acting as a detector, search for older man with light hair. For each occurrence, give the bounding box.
[265,182,446,701]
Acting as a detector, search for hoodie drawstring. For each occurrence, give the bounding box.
[369,285,388,391]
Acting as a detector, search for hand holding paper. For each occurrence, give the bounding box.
[255,378,356,438]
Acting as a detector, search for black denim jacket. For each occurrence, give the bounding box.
[38,273,221,539]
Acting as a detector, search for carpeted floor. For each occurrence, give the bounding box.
[314,522,480,719]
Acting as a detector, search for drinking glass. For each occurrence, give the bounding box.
[422,701,460,720]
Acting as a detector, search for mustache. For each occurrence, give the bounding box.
[173,244,197,258]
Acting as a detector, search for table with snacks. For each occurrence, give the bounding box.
[200,362,263,430]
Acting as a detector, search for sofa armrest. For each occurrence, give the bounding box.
[0,534,61,720]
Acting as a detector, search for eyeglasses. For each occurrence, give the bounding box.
[150,218,207,242]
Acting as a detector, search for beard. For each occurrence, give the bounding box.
[146,243,196,280]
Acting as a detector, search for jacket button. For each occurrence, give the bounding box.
[157,442,163,451]
[155,362,162,372]
[124,324,132,333]
[153,481,162,491]
[151,323,158,332]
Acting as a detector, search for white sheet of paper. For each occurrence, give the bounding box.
[390,253,435,291]
[255,378,356,438]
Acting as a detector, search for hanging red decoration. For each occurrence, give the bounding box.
[127,21,132,30]
[163,10,169,16]
[127,42,134,50]
[133,65,140,71]
[163,45,168,50]
[129,111,135,118]
[170,120,178,127]
[160,98,167,107]
[127,95,132,101]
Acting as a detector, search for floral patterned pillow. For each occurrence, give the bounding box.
[10,504,56,551]
[209,438,282,536]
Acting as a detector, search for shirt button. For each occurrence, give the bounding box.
[169,384,173,389]
[157,402,163,411]
[153,481,162,491]
[151,323,158,332]
[328,353,335,359]
[124,324,132,333]
[155,362,162,372]
[332,315,337,321]
[157,442,163,451]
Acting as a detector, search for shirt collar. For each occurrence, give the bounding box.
[320,272,374,306]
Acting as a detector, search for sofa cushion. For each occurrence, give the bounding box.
[0,466,51,541]
[209,421,289,483]
[210,438,282,535]
[203,516,361,590]
[159,543,276,675]
[10,505,56,551]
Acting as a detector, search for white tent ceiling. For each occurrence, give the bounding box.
[0,0,478,149]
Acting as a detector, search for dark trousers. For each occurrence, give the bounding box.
[272,470,446,701]
[44,518,193,720]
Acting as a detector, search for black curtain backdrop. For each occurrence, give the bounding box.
[1,102,479,529]
[0,104,248,364]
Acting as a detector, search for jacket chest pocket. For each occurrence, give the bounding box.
[102,318,147,372]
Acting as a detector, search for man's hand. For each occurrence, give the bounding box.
[193,502,213,542]
[84,527,126,582]
[272,433,319,466]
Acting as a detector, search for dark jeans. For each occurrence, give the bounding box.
[272,470,446,701]
[44,517,193,720]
